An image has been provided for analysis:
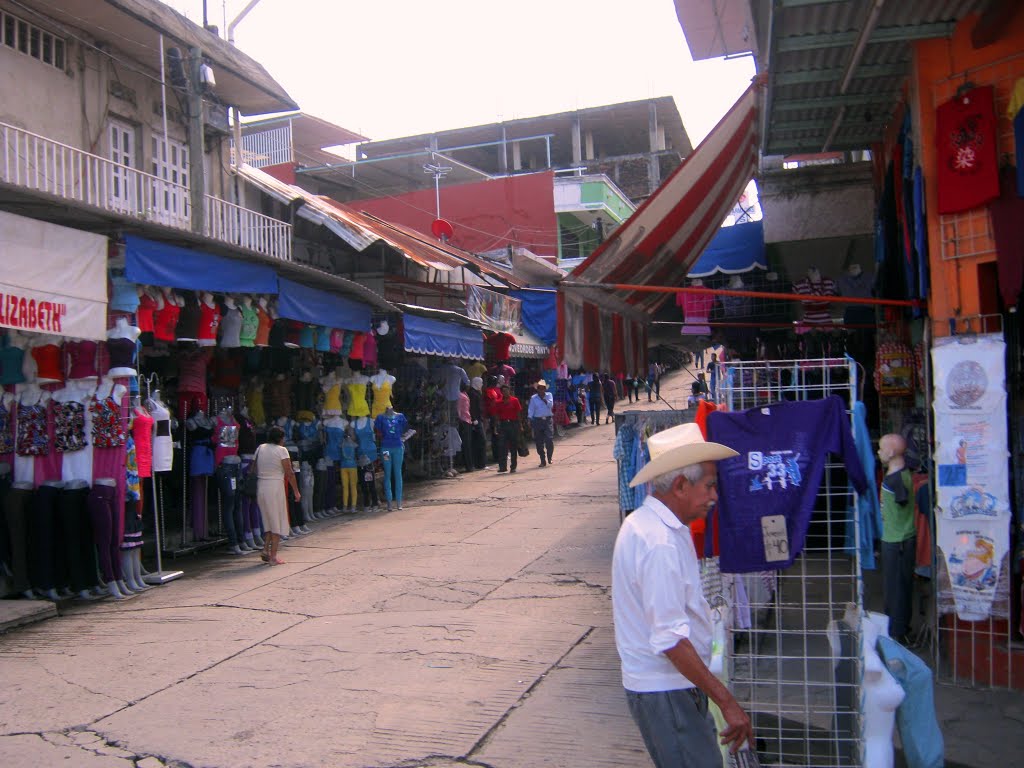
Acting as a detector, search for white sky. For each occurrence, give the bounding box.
[162,0,755,147]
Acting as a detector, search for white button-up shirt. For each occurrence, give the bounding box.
[612,495,713,692]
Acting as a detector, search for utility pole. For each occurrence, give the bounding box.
[188,46,206,235]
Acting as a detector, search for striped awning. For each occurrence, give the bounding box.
[569,84,761,313]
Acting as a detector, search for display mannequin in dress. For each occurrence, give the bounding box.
[369,369,396,418]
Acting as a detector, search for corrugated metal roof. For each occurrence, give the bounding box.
[674,0,987,155]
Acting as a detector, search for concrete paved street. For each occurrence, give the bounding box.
[0,396,655,768]
[1,369,1021,767]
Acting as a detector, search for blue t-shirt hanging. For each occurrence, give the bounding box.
[340,441,358,469]
[375,412,409,449]
[706,395,869,573]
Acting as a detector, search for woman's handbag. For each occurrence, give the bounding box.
[240,446,261,498]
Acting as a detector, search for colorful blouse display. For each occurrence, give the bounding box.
[90,396,127,448]
[16,401,49,455]
[54,401,87,452]
[0,399,14,454]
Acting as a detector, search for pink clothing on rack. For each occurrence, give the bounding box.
[92,393,128,545]
[677,292,714,336]
[362,332,378,367]
[132,407,154,478]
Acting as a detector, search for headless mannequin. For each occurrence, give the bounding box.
[858,608,905,768]
[107,319,141,377]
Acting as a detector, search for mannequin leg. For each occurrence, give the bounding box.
[314,462,326,518]
[30,484,60,600]
[381,451,395,510]
[299,462,314,532]
[120,501,149,591]
[190,478,208,541]
[324,462,338,514]
[393,444,405,509]
[216,465,242,554]
[341,468,356,512]
[5,486,35,598]
[87,485,125,599]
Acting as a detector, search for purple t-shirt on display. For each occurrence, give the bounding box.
[706,395,868,573]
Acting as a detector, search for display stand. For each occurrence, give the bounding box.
[141,376,183,584]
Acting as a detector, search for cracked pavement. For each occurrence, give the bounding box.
[0,398,655,768]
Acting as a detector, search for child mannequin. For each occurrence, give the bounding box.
[340,428,359,513]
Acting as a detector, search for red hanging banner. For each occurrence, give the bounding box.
[935,86,1000,214]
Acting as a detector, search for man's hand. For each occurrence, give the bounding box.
[718,700,754,753]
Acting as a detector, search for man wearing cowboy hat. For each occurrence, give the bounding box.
[527,379,555,467]
[612,423,754,767]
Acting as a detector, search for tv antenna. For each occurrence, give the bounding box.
[423,162,452,220]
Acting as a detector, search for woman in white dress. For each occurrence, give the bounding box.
[256,425,300,565]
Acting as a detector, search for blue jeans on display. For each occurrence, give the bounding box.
[882,537,917,639]
[216,463,242,547]
[625,688,720,768]
[381,444,404,504]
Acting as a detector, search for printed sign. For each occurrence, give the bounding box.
[466,284,521,332]
[932,334,1011,621]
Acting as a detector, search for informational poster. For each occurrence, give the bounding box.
[931,334,1011,621]
[466,285,520,332]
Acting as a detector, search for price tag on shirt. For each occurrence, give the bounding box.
[761,515,789,563]
[230,478,236,490]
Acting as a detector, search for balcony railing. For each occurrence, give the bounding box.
[1,121,291,261]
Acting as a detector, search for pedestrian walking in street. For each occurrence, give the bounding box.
[528,379,555,467]
[631,373,642,403]
[647,362,661,401]
[256,426,300,566]
[469,376,487,469]
[483,375,503,465]
[707,353,719,400]
[495,384,522,473]
[456,382,475,473]
[695,346,705,370]
[588,373,603,425]
[602,373,618,424]
[612,423,754,767]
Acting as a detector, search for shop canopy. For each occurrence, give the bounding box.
[567,84,761,313]
[403,312,484,360]
[687,220,766,278]
[276,278,372,332]
[510,289,557,345]
[124,235,279,295]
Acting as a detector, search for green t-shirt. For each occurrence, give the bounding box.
[880,468,915,543]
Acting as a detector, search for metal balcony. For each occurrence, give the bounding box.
[1,121,292,261]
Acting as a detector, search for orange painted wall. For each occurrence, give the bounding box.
[912,12,1024,333]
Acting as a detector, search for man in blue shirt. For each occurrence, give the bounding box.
[528,380,555,467]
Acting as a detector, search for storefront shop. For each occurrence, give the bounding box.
[0,212,141,601]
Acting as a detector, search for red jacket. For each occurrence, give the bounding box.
[494,396,522,422]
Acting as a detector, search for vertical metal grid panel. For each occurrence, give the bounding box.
[719,357,864,767]
[935,52,1024,261]
[929,317,1021,691]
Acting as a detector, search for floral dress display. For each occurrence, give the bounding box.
[54,401,87,452]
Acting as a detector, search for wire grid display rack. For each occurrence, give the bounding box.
[719,357,865,767]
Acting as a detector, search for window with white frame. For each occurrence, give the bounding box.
[1,10,65,70]
[108,120,137,213]
[151,135,190,225]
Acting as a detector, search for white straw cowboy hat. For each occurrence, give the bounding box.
[535,380,548,388]
[629,423,738,487]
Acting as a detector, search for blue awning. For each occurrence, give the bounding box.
[277,277,371,332]
[687,221,766,278]
[124,235,279,294]
[403,313,483,360]
[510,289,557,345]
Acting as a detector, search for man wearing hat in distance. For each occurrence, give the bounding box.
[527,379,555,468]
[612,423,754,767]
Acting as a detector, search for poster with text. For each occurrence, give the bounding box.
[932,335,1010,519]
